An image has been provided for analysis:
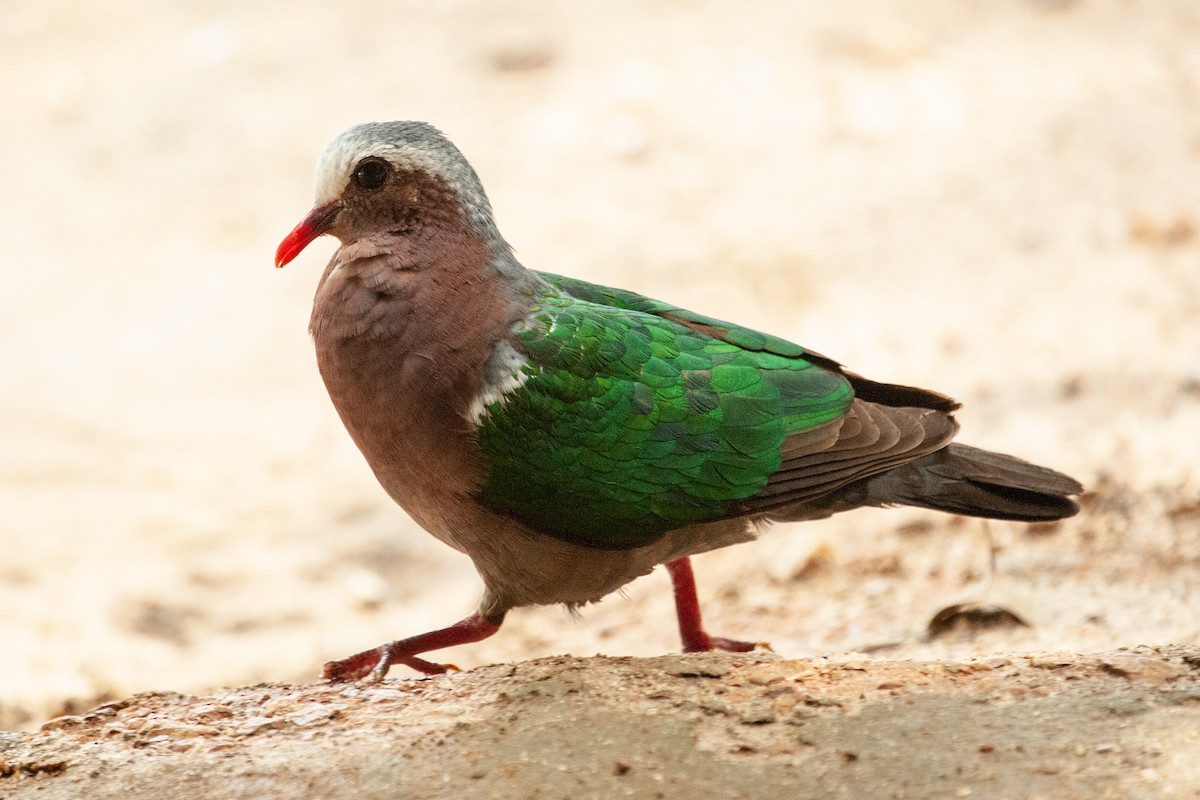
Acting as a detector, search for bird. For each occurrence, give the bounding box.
[275,121,1083,681]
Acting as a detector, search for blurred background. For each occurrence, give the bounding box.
[2,0,1198,730]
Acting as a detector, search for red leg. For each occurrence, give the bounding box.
[322,612,502,682]
[666,557,764,653]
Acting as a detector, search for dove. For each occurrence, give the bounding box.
[275,121,1082,681]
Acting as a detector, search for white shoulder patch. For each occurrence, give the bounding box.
[468,341,532,425]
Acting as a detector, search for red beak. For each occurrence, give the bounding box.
[275,203,340,268]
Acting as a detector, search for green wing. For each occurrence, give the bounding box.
[474,273,854,549]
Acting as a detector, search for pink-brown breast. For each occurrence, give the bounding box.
[308,232,523,551]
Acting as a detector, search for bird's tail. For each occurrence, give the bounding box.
[863,443,1083,522]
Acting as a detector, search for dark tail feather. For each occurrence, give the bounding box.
[865,443,1083,522]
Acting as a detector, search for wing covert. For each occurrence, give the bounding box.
[474,281,853,549]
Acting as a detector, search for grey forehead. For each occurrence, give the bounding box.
[332,121,458,158]
[313,121,481,205]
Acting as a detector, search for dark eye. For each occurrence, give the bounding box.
[352,157,390,191]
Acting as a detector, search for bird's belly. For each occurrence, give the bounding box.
[443,507,761,616]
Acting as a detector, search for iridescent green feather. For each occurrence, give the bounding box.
[474,273,853,549]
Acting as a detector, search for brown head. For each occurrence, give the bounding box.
[275,121,515,270]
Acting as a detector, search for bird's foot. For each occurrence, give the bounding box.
[322,646,385,682]
[321,613,501,682]
[681,632,771,654]
[322,647,460,682]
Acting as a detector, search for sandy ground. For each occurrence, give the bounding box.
[2,0,1200,794]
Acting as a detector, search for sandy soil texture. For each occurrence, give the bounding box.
[4,648,1199,799]
[2,0,1199,796]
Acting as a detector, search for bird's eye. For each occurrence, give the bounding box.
[352,157,390,191]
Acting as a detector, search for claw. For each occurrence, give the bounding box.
[395,655,459,675]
